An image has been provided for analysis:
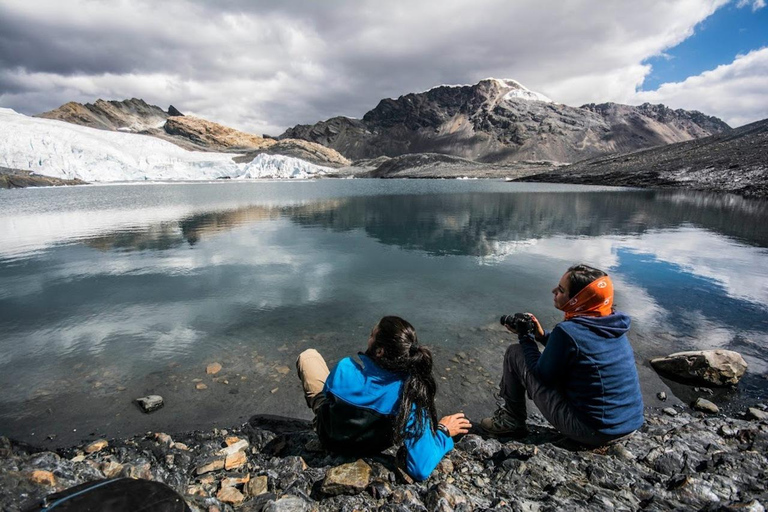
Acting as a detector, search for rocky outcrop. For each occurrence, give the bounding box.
[2,409,767,511]
[280,78,730,163]
[355,152,554,179]
[0,167,86,188]
[519,118,768,198]
[37,98,170,132]
[650,350,749,387]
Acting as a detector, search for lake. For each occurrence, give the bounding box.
[1,179,767,447]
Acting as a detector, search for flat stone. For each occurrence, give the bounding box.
[692,397,719,414]
[219,439,249,456]
[172,442,189,451]
[84,439,108,453]
[196,383,208,390]
[217,485,245,505]
[221,473,250,487]
[30,470,56,486]
[321,459,372,496]
[196,456,225,475]
[225,450,247,470]
[100,460,123,478]
[246,475,269,497]
[135,395,164,413]
[650,350,747,386]
[275,365,291,375]
[207,362,223,375]
[747,407,768,421]
[663,407,679,416]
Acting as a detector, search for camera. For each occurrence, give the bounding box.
[500,313,536,337]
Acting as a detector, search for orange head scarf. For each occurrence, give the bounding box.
[561,275,614,320]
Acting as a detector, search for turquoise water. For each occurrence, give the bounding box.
[1,180,767,446]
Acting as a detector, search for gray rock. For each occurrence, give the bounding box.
[262,494,313,512]
[747,407,768,421]
[692,397,720,414]
[663,407,679,416]
[657,391,667,401]
[650,350,748,386]
[424,482,469,511]
[135,395,164,413]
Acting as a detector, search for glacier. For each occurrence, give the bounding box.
[0,108,332,182]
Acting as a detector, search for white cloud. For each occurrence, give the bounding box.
[736,0,766,11]
[1,0,761,134]
[631,47,768,127]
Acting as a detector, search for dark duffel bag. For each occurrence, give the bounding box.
[25,477,190,512]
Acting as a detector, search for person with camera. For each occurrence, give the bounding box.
[481,264,644,446]
[296,316,471,481]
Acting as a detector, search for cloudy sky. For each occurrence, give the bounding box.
[0,0,766,134]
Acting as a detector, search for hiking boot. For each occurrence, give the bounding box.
[480,406,528,437]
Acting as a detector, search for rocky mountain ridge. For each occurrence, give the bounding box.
[280,78,730,163]
[520,117,768,198]
[37,100,350,168]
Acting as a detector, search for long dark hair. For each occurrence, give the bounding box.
[365,316,438,444]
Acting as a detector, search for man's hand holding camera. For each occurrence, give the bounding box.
[500,312,545,342]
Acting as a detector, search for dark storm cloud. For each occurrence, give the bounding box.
[0,0,764,132]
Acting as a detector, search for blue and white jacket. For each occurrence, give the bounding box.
[316,354,453,481]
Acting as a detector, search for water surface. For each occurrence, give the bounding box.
[1,180,767,446]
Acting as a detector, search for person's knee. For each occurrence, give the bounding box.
[296,348,322,369]
[504,343,524,361]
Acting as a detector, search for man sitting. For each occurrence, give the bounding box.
[481,264,644,445]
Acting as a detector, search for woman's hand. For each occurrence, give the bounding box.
[527,313,546,341]
[438,413,472,437]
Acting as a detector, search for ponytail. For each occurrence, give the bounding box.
[366,316,438,444]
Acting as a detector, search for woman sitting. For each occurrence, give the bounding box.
[296,316,471,481]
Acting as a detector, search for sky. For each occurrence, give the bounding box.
[0,0,766,134]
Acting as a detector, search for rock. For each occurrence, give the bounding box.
[275,365,291,375]
[246,475,269,497]
[154,432,173,445]
[135,395,164,413]
[424,482,469,511]
[747,407,768,421]
[225,450,247,470]
[321,459,372,496]
[260,495,313,512]
[436,457,454,474]
[657,391,667,401]
[219,439,249,456]
[100,459,124,478]
[196,383,208,390]
[196,456,226,475]
[225,436,242,446]
[217,485,245,505]
[692,397,719,414]
[663,407,679,416]
[221,473,250,487]
[167,105,184,117]
[84,439,108,453]
[650,350,748,386]
[207,362,223,375]
[29,470,56,486]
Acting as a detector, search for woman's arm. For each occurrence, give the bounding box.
[403,412,469,481]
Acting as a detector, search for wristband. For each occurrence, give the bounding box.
[437,423,450,437]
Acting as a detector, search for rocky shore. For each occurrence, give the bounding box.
[2,407,766,511]
[0,166,86,189]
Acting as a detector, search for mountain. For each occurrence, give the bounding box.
[0,108,333,182]
[519,118,768,198]
[37,99,350,168]
[37,98,170,132]
[279,78,730,163]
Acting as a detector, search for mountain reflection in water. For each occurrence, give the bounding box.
[0,180,766,447]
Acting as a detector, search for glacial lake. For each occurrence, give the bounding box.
[1,179,767,447]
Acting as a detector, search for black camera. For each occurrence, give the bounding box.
[500,313,536,337]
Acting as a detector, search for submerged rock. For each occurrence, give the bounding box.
[650,350,748,386]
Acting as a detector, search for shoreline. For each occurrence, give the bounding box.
[2,407,766,511]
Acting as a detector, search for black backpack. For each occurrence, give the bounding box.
[25,477,190,512]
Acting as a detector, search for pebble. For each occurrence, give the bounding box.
[29,470,55,486]
[663,407,679,416]
[135,395,164,413]
[747,407,768,421]
[196,383,208,390]
[692,397,719,414]
[216,485,244,505]
[84,439,108,454]
[657,391,667,401]
[206,362,223,375]
[275,365,291,375]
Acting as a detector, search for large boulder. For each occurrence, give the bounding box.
[650,350,747,386]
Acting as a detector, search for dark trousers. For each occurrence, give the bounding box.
[501,344,630,446]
